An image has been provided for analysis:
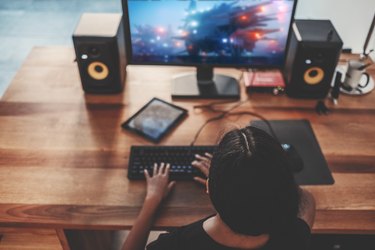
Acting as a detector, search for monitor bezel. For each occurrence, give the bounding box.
[121,0,298,70]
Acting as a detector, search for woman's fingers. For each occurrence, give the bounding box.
[151,162,172,177]
[144,169,150,180]
[153,163,158,176]
[205,152,213,159]
[194,154,211,164]
[167,181,176,193]
[193,177,207,185]
[192,160,209,177]
[158,162,165,175]
[164,164,170,176]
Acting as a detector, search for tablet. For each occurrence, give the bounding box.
[122,98,188,142]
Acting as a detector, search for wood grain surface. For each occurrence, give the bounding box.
[0,227,62,250]
[0,47,374,236]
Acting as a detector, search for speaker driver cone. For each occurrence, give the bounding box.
[304,67,324,85]
[88,61,109,80]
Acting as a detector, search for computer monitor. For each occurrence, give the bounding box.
[122,0,297,98]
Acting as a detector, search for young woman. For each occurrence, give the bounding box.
[122,126,315,250]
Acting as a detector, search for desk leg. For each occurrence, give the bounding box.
[63,229,115,250]
[56,229,71,250]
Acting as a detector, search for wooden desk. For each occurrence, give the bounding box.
[0,47,374,249]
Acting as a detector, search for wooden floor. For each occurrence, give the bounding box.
[1,229,374,250]
[0,228,62,250]
[0,228,164,250]
[0,0,121,97]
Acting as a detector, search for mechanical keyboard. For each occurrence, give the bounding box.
[127,143,302,180]
[127,145,216,180]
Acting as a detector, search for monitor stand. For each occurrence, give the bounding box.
[171,66,240,99]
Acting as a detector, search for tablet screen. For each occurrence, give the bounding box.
[123,98,187,141]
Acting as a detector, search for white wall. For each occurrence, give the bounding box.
[295,0,375,54]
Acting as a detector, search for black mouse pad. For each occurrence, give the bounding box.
[251,119,334,185]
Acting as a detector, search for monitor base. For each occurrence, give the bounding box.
[172,73,240,99]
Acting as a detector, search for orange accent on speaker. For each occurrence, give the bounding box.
[87,61,109,80]
[304,67,324,85]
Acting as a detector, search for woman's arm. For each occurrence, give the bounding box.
[122,163,175,250]
[298,188,316,229]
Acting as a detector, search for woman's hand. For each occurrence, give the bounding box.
[191,153,212,185]
[122,163,175,250]
[144,163,176,206]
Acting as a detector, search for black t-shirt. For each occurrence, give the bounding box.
[147,216,311,250]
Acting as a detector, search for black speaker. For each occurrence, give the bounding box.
[73,13,126,94]
[283,20,343,99]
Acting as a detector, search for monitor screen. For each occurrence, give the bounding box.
[124,0,296,68]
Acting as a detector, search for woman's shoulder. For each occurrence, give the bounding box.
[147,216,311,250]
[147,216,214,250]
[265,218,311,250]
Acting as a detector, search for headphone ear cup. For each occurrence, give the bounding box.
[87,61,109,80]
[304,67,325,85]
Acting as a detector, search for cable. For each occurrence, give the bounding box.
[193,99,241,113]
[193,69,246,113]
[224,111,278,139]
[190,100,278,146]
[190,99,248,146]
[190,112,226,146]
[190,69,278,145]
